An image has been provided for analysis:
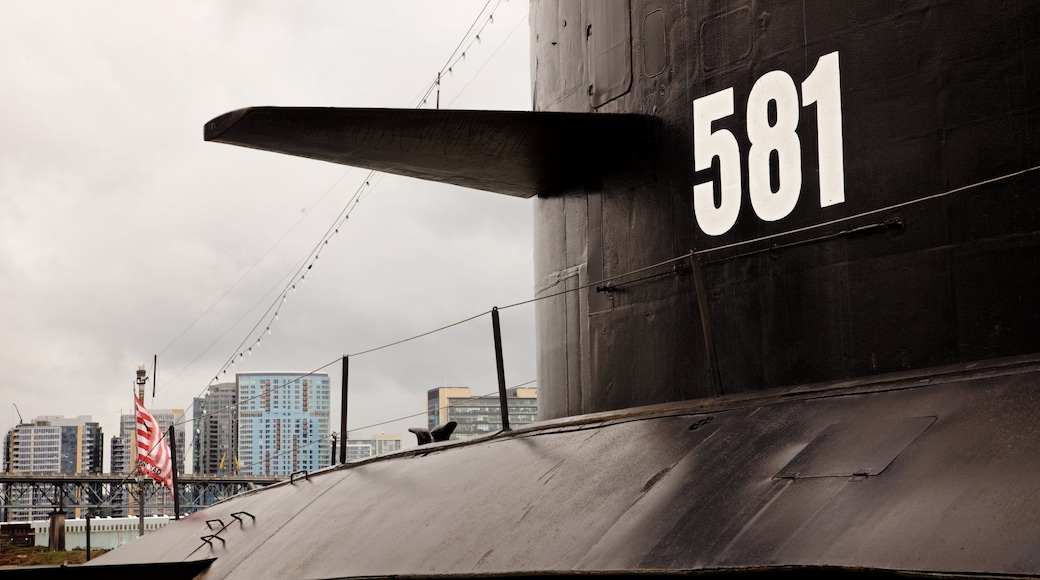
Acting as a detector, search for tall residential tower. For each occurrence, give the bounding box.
[236,372,331,476]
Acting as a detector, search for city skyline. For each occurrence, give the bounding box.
[4,379,537,478]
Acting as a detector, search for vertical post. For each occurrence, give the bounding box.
[47,509,65,552]
[84,512,91,561]
[330,434,338,466]
[169,426,180,520]
[491,307,511,431]
[690,251,723,396]
[49,486,66,551]
[138,479,145,537]
[339,356,348,465]
[135,362,148,536]
[435,72,441,110]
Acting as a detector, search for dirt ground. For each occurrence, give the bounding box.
[0,546,108,567]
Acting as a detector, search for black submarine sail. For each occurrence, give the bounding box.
[88,0,1040,577]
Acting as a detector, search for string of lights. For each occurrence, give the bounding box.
[155,168,357,365]
[147,0,530,470]
[446,12,528,108]
[193,0,523,391]
[410,0,503,109]
[182,0,515,390]
[204,170,374,389]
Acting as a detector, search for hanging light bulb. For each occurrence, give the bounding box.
[489,14,494,23]
[292,284,297,293]
[476,34,481,44]
[282,295,287,303]
[448,67,454,76]
[248,347,253,356]
[275,311,279,321]
[239,352,244,360]
[266,327,272,335]
[461,52,466,61]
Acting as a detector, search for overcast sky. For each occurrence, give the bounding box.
[0,0,535,466]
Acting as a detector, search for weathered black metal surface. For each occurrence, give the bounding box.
[90,358,1040,577]
[204,107,658,198]
[776,416,935,479]
[530,0,1040,418]
[1,558,213,579]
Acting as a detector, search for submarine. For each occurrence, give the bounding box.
[84,0,1040,577]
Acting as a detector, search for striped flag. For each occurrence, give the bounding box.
[135,396,174,495]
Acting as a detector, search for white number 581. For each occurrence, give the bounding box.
[694,52,845,236]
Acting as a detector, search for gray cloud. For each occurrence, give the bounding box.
[0,0,534,461]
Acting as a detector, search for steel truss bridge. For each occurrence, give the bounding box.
[0,473,283,520]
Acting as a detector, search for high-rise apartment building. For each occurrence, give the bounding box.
[192,383,238,475]
[4,416,102,474]
[426,386,538,440]
[341,433,403,462]
[3,416,103,520]
[237,372,331,476]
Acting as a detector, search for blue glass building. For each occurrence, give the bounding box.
[236,372,331,476]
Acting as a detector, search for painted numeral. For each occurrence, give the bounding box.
[747,70,802,221]
[693,51,845,236]
[693,88,742,236]
[801,52,845,207]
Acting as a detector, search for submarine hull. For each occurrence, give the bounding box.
[531,0,1040,419]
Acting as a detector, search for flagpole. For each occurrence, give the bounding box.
[136,364,148,537]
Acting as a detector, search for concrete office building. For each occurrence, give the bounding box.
[427,386,538,440]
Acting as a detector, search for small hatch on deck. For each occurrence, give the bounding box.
[776,416,936,479]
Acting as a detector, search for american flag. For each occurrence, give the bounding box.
[135,396,174,495]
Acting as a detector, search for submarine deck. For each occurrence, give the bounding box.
[89,354,1040,578]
